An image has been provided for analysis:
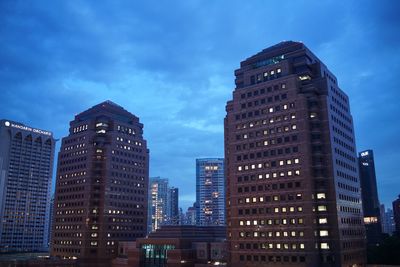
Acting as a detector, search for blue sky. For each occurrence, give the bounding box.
[1,0,399,210]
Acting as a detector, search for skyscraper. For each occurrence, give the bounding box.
[358,149,382,244]
[196,158,225,226]
[393,195,400,234]
[224,42,365,266]
[148,177,169,232]
[0,119,55,252]
[51,101,149,265]
[168,187,179,225]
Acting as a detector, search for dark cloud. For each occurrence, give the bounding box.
[0,0,399,210]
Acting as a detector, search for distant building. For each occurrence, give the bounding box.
[224,42,366,266]
[0,119,55,252]
[382,208,396,235]
[393,195,400,234]
[168,187,179,225]
[185,203,197,226]
[196,158,225,226]
[358,149,382,244]
[51,101,149,265]
[111,225,227,267]
[148,177,169,232]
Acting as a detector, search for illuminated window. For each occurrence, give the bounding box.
[321,243,330,249]
[317,193,326,199]
[320,230,329,237]
[319,218,328,224]
[318,205,327,211]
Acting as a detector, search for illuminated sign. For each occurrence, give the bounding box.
[4,121,52,136]
[360,151,369,157]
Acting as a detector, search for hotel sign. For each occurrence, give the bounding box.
[4,121,52,136]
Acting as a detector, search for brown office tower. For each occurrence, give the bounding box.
[224,42,365,267]
[51,101,149,266]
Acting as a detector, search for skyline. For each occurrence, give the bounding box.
[1,1,400,209]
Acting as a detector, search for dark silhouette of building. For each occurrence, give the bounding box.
[168,187,179,225]
[111,225,227,267]
[358,150,382,245]
[0,119,55,252]
[393,195,400,235]
[224,42,365,266]
[51,101,149,266]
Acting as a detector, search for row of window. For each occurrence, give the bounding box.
[239,254,306,263]
[236,146,299,162]
[249,68,283,85]
[237,124,297,141]
[239,83,286,100]
[238,193,303,206]
[236,134,299,151]
[236,113,296,131]
[235,103,295,121]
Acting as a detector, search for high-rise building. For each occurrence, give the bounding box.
[51,101,149,265]
[0,119,55,252]
[185,204,197,225]
[393,195,400,234]
[224,42,365,266]
[148,177,169,233]
[196,158,225,226]
[358,149,382,244]
[168,187,179,225]
[382,207,396,235]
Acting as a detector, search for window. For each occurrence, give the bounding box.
[321,243,330,249]
[320,230,329,237]
[318,205,327,211]
[317,193,326,199]
[319,218,328,224]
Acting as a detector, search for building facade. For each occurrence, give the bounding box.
[224,42,366,266]
[0,119,55,252]
[148,177,169,233]
[51,101,149,265]
[196,158,225,226]
[168,187,179,225]
[358,150,382,244]
[381,207,396,235]
[393,195,400,234]
[111,225,227,267]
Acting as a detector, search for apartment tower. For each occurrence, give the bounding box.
[51,101,149,265]
[224,42,365,266]
[148,177,169,233]
[0,120,55,252]
[196,158,225,226]
[168,187,179,225]
[358,150,382,245]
